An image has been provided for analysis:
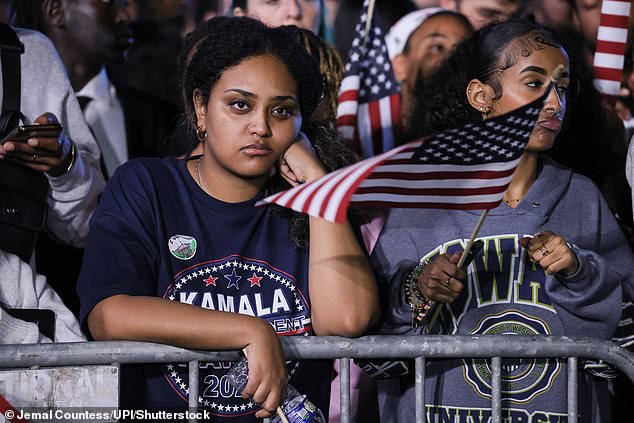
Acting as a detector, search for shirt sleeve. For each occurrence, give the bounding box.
[77,163,160,331]
[15,28,106,247]
[0,251,85,343]
[547,188,633,340]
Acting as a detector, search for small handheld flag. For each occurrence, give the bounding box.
[336,0,401,158]
[259,90,550,223]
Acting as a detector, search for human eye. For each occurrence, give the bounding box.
[272,104,296,118]
[526,79,545,89]
[230,100,250,113]
[429,44,446,54]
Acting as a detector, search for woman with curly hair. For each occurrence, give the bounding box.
[371,20,633,422]
[77,16,379,420]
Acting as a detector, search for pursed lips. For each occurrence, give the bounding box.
[537,116,562,131]
[241,143,273,156]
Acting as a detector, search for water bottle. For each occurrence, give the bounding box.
[227,355,325,423]
[271,383,325,423]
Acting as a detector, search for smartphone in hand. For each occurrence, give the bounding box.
[0,123,62,145]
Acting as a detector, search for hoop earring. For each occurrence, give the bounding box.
[196,126,207,142]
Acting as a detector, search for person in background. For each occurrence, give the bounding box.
[10,0,186,313]
[110,0,191,108]
[332,0,416,60]
[0,25,103,339]
[570,0,601,64]
[10,0,186,178]
[231,0,330,39]
[0,26,104,255]
[386,8,473,129]
[522,0,575,30]
[438,0,527,29]
[372,20,632,422]
[77,16,379,419]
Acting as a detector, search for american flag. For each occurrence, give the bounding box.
[258,92,548,223]
[593,0,631,98]
[336,0,401,158]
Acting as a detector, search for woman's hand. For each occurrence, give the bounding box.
[278,132,326,186]
[241,319,288,419]
[0,113,73,176]
[417,251,466,303]
[519,231,579,276]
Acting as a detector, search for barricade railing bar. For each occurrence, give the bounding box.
[0,335,633,423]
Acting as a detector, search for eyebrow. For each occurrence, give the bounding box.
[425,32,448,40]
[519,66,569,78]
[225,88,298,102]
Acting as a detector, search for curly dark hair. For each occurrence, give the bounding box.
[294,27,344,121]
[407,20,564,140]
[181,17,368,248]
[182,16,322,128]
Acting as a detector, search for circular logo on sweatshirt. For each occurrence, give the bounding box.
[462,310,561,403]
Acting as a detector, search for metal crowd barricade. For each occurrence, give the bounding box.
[0,335,633,423]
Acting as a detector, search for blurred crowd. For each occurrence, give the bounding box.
[0,1,633,423]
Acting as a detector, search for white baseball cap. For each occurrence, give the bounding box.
[385,7,445,59]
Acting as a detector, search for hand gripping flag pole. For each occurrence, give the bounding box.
[258,73,561,335]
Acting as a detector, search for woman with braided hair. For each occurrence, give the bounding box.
[371,20,632,422]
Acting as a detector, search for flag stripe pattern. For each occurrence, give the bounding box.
[258,93,548,223]
[336,0,401,158]
[593,0,631,96]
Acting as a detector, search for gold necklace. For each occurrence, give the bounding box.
[196,157,209,193]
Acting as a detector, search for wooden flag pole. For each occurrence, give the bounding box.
[425,209,489,333]
[363,0,377,44]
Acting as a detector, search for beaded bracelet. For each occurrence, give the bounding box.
[403,259,434,328]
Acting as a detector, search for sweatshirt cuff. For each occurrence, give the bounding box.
[0,308,46,344]
[555,247,592,287]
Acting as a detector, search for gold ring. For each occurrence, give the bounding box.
[540,245,550,256]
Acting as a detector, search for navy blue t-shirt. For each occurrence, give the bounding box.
[78,157,331,420]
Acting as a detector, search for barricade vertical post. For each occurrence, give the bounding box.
[189,360,199,423]
[491,357,502,423]
[415,356,426,423]
[567,357,578,423]
[339,357,351,423]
